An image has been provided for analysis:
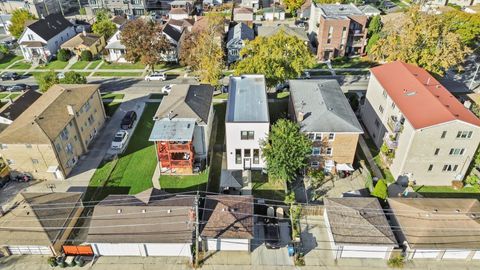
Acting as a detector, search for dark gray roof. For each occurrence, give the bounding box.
[0,90,42,121]
[325,197,397,246]
[358,5,381,15]
[220,170,243,188]
[227,23,254,44]
[27,14,73,41]
[256,25,308,42]
[227,75,269,123]
[163,23,182,42]
[154,84,214,125]
[289,80,363,133]
[87,188,195,244]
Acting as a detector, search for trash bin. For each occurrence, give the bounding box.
[287,244,295,257]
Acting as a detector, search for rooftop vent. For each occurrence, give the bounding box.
[167,209,172,213]
[142,209,146,213]
[405,91,417,97]
[297,111,305,122]
[455,209,461,213]
[471,213,477,218]
[117,209,122,214]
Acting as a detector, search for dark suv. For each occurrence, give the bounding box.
[121,111,137,130]
[1,72,19,81]
[264,218,282,249]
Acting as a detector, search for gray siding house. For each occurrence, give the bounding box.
[226,23,254,64]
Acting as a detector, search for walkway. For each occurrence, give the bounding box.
[358,135,383,179]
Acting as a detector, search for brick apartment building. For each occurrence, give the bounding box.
[308,3,368,60]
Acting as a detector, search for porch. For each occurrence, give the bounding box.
[19,41,49,64]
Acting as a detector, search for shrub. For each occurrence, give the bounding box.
[80,50,93,61]
[47,257,57,267]
[371,179,388,200]
[387,255,405,268]
[79,7,86,15]
[57,49,70,62]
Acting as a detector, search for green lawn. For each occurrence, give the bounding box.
[251,171,286,201]
[93,72,143,77]
[149,93,165,99]
[100,62,145,70]
[71,60,90,70]
[36,60,69,70]
[103,101,121,117]
[159,172,209,193]
[0,93,10,99]
[364,137,395,183]
[276,91,290,100]
[154,63,181,70]
[335,70,369,76]
[269,100,288,124]
[331,57,378,69]
[88,102,160,200]
[213,93,228,99]
[0,93,20,100]
[89,59,103,69]
[312,63,328,69]
[414,185,480,199]
[8,93,20,100]
[0,54,23,69]
[101,92,125,100]
[9,61,31,69]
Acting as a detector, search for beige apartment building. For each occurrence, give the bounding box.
[289,80,363,173]
[0,85,106,180]
[361,61,480,186]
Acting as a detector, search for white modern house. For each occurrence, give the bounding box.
[105,30,127,62]
[86,188,195,257]
[324,197,398,259]
[201,195,254,251]
[18,14,76,64]
[226,75,269,171]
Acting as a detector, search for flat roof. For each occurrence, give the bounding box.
[227,75,269,123]
[318,3,364,18]
[149,119,195,141]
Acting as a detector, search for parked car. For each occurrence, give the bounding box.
[57,72,65,79]
[1,72,19,81]
[111,130,129,150]
[145,72,166,81]
[275,82,289,92]
[121,110,137,130]
[264,218,282,249]
[0,85,6,92]
[161,84,176,94]
[7,84,30,92]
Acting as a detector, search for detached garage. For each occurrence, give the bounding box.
[0,192,83,256]
[86,188,195,258]
[201,195,254,252]
[324,198,398,260]
[388,198,480,261]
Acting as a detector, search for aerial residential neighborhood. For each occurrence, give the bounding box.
[0,0,478,269]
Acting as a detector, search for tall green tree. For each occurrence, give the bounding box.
[120,19,171,71]
[235,31,315,88]
[367,15,382,37]
[92,20,117,40]
[442,10,480,47]
[283,0,305,15]
[34,70,59,92]
[261,119,312,183]
[9,9,36,39]
[60,71,87,84]
[369,7,469,76]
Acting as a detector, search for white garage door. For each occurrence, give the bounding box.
[340,246,388,259]
[8,245,52,255]
[207,238,249,251]
[412,249,439,259]
[145,243,191,257]
[94,243,143,256]
[442,250,471,259]
[472,251,480,260]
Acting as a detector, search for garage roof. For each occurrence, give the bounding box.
[0,192,82,246]
[325,197,397,246]
[86,188,195,244]
[388,198,480,249]
[201,195,254,239]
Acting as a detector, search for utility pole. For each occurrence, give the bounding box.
[469,64,480,91]
[194,190,199,268]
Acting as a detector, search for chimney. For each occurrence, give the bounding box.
[297,111,305,122]
[66,105,75,116]
[426,77,431,85]
[167,110,173,120]
[464,100,472,109]
[82,29,86,36]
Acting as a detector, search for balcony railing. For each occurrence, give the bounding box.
[387,117,404,134]
[169,143,192,151]
[171,160,192,167]
[384,134,398,149]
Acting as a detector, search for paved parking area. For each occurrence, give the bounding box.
[251,219,293,266]
[0,180,36,207]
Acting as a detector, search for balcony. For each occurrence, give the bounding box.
[171,160,192,167]
[169,143,192,151]
[350,29,365,36]
[387,116,404,134]
[384,134,398,149]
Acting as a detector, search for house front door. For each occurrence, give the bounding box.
[243,158,251,170]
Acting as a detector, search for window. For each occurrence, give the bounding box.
[391,102,396,109]
[312,147,321,156]
[434,148,440,155]
[88,115,95,125]
[60,127,69,140]
[241,131,254,140]
[244,149,251,157]
[66,143,73,155]
[449,148,465,156]
[441,131,447,139]
[326,148,333,156]
[327,26,333,44]
[456,131,473,139]
[311,161,320,168]
[382,90,387,98]
[308,133,315,140]
[328,133,335,141]
[27,34,34,40]
[253,149,260,164]
[55,143,62,152]
[25,144,32,148]
[374,119,380,128]
[428,164,433,171]
[308,133,322,141]
[235,149,241,164]
[442,164,458,172]
[378,105,384,114]
[84,100,91,112]
[31,159,39,164]
[6,159,14,165]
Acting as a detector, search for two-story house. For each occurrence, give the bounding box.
[149,84,214,174]
[105,29,127,62]
[226,75,269,171]
[289,80,363,173]
[226,23,254,64]
[18,14,76,64]
[0,84,106,180]
[307,3,367,60]
[361,61,480,186]
[86,0,146,16]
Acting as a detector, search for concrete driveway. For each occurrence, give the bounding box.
[251,219,293,266]
[301,215,334,265]
[0,180,37,207]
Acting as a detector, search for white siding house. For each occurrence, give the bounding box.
[18,14,76,64]
[105,30,127,62]
[226,75,269,171]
